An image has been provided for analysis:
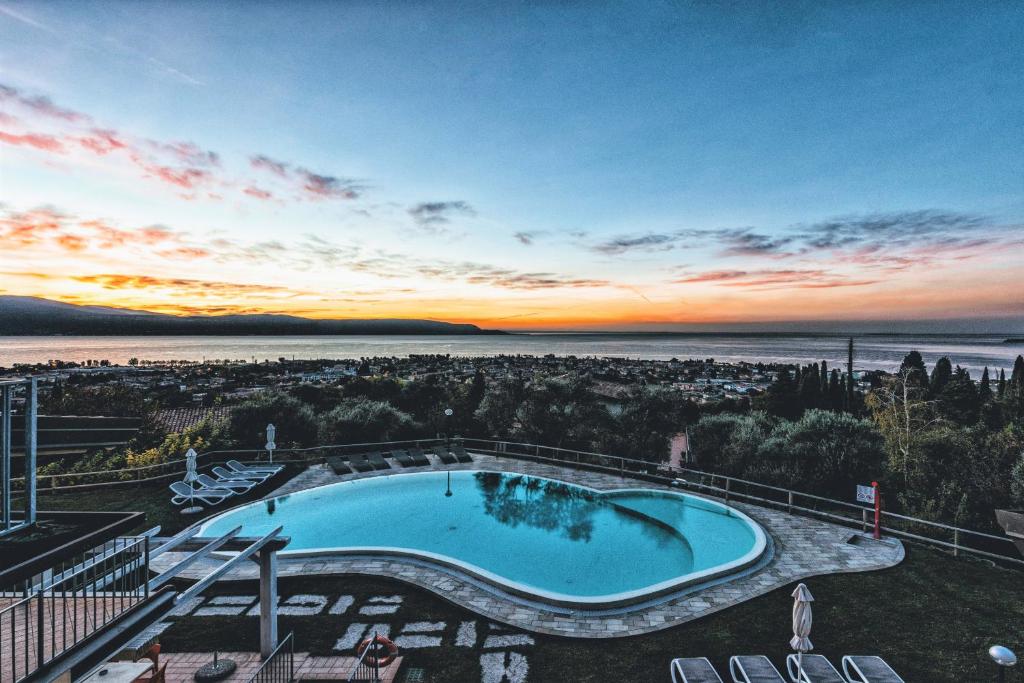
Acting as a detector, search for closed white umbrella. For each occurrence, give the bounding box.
[790,583,814,681]
[182,448,202,514]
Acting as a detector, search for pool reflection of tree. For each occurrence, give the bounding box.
[472,473,684,548]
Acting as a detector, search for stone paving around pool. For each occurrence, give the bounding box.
[152,454,904,638]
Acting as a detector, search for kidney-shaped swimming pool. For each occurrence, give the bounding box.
[198,470,768,607]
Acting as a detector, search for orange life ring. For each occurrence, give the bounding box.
[356,635,398,667]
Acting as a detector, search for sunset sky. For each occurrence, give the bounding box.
[1,2,1022,330]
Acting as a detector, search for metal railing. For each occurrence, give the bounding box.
[247,631,294,683]
[346,631,385,683]
[17,434,1024,568]
[0,534,150,682]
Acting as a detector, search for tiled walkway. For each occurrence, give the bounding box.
[152,455,904,638]
[161,651,402,682]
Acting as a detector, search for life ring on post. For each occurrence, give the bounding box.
[356,634,399,667]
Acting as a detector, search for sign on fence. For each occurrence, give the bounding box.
[856,484,876,504]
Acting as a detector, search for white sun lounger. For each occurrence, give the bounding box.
[730,656,785,682]
[671,657,724,683]
[786,655,844,683]
[197,473,254,493]
[841,656,905,683]
[213,465,270,483]
[169,481,233,506]
[227,459,283,475]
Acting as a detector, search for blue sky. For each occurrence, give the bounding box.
[1,1,1022,328]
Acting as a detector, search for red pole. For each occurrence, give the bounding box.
[872,481,881,540]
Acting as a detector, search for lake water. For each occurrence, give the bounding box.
[1,333,1022,376]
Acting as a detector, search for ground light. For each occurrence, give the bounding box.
[990,645,1017,682]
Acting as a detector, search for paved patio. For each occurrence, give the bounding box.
[160,651,402,683]
[152,454,904,638]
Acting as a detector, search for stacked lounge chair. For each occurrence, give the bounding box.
[366,451,392,470]
[196,473,254,493]
[326,455,352,474]
[450,444,473,463]
[408,447,431,466]
[390,449,416,467]
[226,460,283,480]
[347,453,374,472]
[431,445,457,465]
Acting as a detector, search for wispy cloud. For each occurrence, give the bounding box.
[673,268,878,290]
[1,83,362,202]
[408,201,475,230]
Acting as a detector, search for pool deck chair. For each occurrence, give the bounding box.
[169,481,233,506]
[326,456,352,475]
[348,453,374,472]
[367,451,392,470]
[197,473,254,493]
[391,449,415,467]
[451,445,473,463]
[786,655,844,683]
[671,657,724,683]
[227,459,283,477]
[212,466,268,483]
[431,446,458,465]
[841,656,905,683]
[730,655,785,682]
[408,447,431,466]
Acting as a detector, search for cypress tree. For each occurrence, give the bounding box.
[930,356,953,395]
[998,369,1007,398]
[799,363,822,410]
[845,338,855,411]
[979,366,993,402]
[828,369,842,410]
[900,350,929,388]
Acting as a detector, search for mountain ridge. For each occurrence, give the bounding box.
[0,296,503,336]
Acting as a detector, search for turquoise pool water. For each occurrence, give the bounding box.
[198,470,766,605]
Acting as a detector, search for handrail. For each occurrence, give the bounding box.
[247,631,294,683]
[347,630,383,683]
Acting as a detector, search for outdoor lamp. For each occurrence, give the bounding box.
[990,645,1017,682]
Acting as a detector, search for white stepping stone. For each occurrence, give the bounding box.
[169,596,204,617]
[359,604,400,615]
[394,634,443,648]
[401,621,446,633]
[333,623,391,652]
[194,595,256,616]
[455,621,477,647]
[279,594,329,615]
[329,595,355,615]
[480,651,529,683]
[483,634,535,649]
[368,595,404,604]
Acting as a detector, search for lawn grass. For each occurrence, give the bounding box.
[159,544,1024,682]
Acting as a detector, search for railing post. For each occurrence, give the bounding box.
[862,508,868,533]
[954,529,960,557]
[787,490,793,514]
[724,478,730,502]
[36,589,45,667]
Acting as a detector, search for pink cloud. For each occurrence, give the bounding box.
[243,186,273,200]
[0,130,66,153]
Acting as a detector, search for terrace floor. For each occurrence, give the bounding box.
[151,453,903,638]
